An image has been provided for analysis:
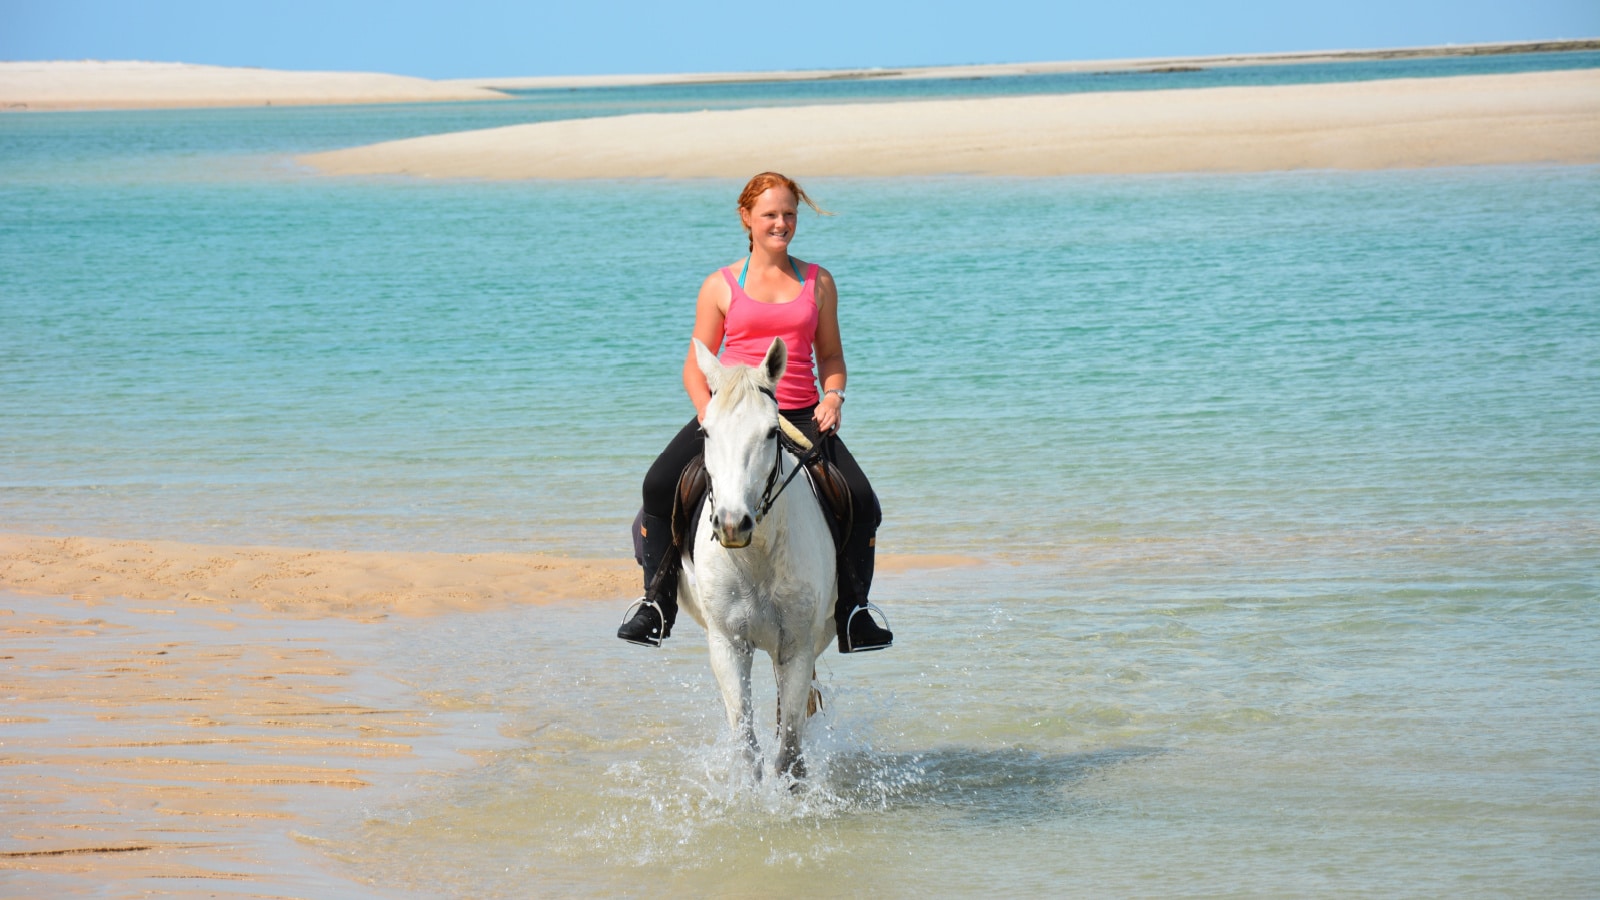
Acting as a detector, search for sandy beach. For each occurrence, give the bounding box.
[0,533,637,617]
[8,38,1583,103]
[443,38,1600,90]
[0,534,967,615]
[298,68,1600,179]
[0,60,508,110]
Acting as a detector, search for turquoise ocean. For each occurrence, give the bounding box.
[2,52,1598,896]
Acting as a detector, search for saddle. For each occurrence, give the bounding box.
[673,442,853,565]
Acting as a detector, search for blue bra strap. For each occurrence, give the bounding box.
[737,256,804,289]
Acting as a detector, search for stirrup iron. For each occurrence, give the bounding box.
[619,596,666,648]
[843,602,891,653]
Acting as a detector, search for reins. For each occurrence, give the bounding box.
[757,422,825,522]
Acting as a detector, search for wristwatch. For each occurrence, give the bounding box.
[825,389,846,403]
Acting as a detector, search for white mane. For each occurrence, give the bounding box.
[705,362,774,418]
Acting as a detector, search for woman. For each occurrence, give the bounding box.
[618,172,894,654]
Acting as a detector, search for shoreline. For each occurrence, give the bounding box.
[3,39,1594,111]
[0,532,636,618]
[446,37,1600,91]
[0,532,981,619]
[299,69,1600,180]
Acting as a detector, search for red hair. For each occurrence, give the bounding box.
[737,172,831,249]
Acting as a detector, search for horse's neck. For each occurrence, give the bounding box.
[757,450,827,559]
[698,446,833,622]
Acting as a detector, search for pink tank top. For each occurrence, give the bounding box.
[719,263,820,409]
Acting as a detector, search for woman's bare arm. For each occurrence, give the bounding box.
[811,267,847,433]
[684,269,732,421]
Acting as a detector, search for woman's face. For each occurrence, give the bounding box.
[741,187,799,254]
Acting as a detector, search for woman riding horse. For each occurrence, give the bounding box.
[618,171,893,654]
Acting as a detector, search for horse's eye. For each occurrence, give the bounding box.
[768,427,780,439]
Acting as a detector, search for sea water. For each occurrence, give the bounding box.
[2,58,1598,896]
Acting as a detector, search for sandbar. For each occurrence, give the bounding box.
[299,69,1600,179]
[0,532,636,616]
[0,60,509,111]
[445,38,1600,90]
[6,40,1594,111]
[0,533,970,614]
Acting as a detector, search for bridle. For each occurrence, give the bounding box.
[704,386,825,530]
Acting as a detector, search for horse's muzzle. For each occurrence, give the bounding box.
[714,511,755,548]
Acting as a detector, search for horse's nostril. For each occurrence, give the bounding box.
[738,515,754,534]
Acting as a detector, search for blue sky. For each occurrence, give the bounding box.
[2,0,1595,79]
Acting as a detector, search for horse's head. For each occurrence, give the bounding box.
[694,337,786,549]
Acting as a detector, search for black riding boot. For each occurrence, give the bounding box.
[618,512,679,647]
[835,524,893,653]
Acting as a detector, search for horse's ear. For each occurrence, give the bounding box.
[760,338,787,390]
[693,338,724,392]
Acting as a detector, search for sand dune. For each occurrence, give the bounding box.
[300,69,1600,179]
[0,60,509,111]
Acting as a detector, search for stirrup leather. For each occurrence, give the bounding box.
[842,602,892,653]
[619,596,666,648]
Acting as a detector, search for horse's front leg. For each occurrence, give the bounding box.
[706,632,760,776]
[773,648,818,782]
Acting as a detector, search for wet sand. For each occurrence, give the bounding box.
[1,590,447,896]
[0,533,625,895]
[0,533,638,617]
[0,533,974,895]
[0,534,626,894]
[299,69,1600,179]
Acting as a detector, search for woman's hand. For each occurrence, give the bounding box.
[814,393,843,434]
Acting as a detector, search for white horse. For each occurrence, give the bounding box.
[677,336,837,780]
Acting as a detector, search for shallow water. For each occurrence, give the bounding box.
[324,559,1598,897]
[4,168,1597,560]
[2,75,1599,896]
